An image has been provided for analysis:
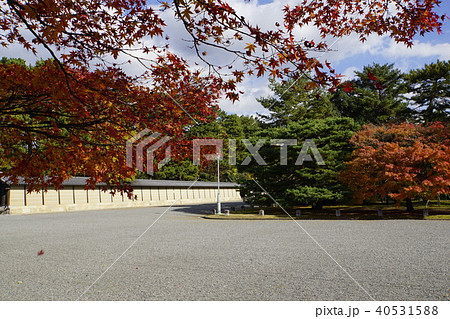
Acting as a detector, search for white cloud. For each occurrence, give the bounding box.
[324,34,387,63]
[220,77,272,116]
[341,66,359,81]
[381,39,450,60]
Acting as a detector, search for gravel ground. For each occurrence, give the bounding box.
[0,203,448,301]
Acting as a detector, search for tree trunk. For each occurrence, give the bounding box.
[405,198,414,212]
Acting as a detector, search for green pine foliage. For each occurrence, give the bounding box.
[153,160,199,181]
[257,77,338,126]
[332,63,411,124]
[240,117,359,208]
[406,60,450,123]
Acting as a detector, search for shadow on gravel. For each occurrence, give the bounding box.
[168,201,245,216]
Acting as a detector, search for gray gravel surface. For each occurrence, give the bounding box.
[0,203,448,301]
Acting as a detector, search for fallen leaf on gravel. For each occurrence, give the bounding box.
[37,250,44,256]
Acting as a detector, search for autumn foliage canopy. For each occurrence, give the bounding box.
[0,57,221,191]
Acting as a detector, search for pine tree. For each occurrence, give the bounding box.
[406,60,450,123]
[332,63,411,124]
[240,117,359,209]
[257,77,337,126]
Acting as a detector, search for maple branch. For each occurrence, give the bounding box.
[5,1,144,123]
[6,0,84,101]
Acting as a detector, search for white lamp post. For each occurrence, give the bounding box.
[217,153,221,214]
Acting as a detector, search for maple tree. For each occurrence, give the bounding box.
[0,57,221,192]
[341,122,450,211]
[0,0,445,190]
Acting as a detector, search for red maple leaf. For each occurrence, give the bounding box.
[342,82,354,93]
[375,81,384,90]
[367,71,379,82]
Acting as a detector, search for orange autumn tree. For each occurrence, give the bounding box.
[341,122,450,211]
[0,0,445,191]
